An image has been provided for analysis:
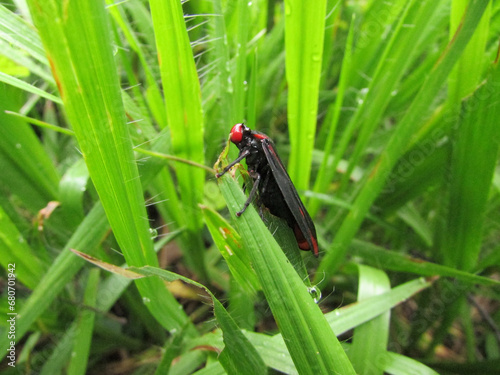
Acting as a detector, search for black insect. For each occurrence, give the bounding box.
[216,124,319,257]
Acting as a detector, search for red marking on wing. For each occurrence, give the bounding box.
[293,225,310,250]
[293,223,318,256]
[253,133,269,140]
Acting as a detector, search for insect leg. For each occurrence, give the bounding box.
[216,149,250,178]
[259,170,271,194]
[236,170,261,217]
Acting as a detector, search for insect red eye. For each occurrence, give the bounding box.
[230,123,244,144]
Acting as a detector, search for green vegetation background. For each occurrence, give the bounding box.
[0,0,499,374]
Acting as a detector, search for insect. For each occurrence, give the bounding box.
[216,124,319,257]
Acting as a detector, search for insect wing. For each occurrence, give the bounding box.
[261,139,319,256]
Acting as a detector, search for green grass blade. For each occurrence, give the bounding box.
[350,239,499,286]
[26,0,191,333]
[315,0,491,283]
[154,329,185,375]
[310,13,355,215]
[0,203,108,360]
[442,56,500,270]
[349,0,406,88]
[39,235,179,373]
[351,265,391,375]
[0,85,59,209]
[285,0,327,190]
[218,172,355,374]
[67,269,99,375]
[127,265,267,375]
[448,1,491,104]
[0,205,45,289]
[232,0,250,123]
[105,0,167,127]
[202,205,260,294]
[257,277,432,373]
[207,0,233,134]
[150,0,207,279]
[190,277,432,374]
[58,159,89,228]
[0,39,53,83]
[0,71,61,103]
[0,4,48,65]
[380,352,440,375]
[325,277,432,334]
[339,0,441,189]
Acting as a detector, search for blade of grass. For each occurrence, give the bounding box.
[348,0,406,89]
[26,0,193,334]
[0,4,48,66]
[0,203,107,360]
[350,239,499,286]
[218,172,356,374]
[0,204,45,289]
[105,0,167,128]
[0,84,59,209]
[5,111,74,136]
[285,0,327,191]
[350,265,391,375]
[448,1,491,105]
[396,203,433,248]
[190,277,432,374]
[38,232,181,373]
[339,0,443,190]
[442,47,500,270]
[0,39,54,83]
[309,13,355,216]
[433,47,500,364]
[206,0,233,141]
[0,71,61,103]
[315,0,491,284]
[58,158,89,229]
[150,0,207,280]
[380,351,440,375]
[154,328,185,375]
[93,263,267,375]
[67,269,99,375]
[202,204,260,295]
[233,0,250,123]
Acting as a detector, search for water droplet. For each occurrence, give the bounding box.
[149,228,158,240]
[357,87,369,105]
[308,286,322,303]
[142,297,151,304]
[284,2,291,15]
[15,143,22,149]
